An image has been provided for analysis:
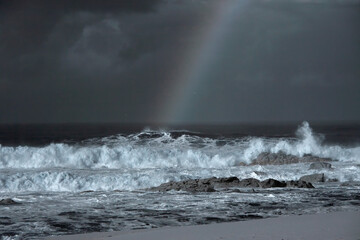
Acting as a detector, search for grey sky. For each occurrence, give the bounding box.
[0,0,359,124]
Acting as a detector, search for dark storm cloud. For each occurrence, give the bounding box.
[183,0,360,123]
[226,0,360,86]
[0,0,163,80]
[0,0,359,123]
[0,0,166,123]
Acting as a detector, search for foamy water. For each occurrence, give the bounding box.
[0,122,359,192]
[0,122,359,239]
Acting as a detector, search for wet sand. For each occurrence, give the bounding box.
[46,210,360,240]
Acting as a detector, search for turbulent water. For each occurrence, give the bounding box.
[0,122,359,239]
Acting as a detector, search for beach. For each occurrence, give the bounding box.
[46,211,360,240]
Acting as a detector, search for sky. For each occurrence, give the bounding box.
[0,0,359,125]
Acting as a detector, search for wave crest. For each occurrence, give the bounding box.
[0,122,359,170]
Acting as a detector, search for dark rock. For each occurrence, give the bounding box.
[228,189,242,193]
[286,180,314,188]
[340,182,351,187]
[248,202,261,207]
[211,177,241,188]
[218,176,239,183]
[79,190,94,194]
[251,152,298,165]
[303,156,333,163]
[149,177,240,192]
[309,162,332,170]
[260,179,286,188]
[150,179,216,192]
[300,173,325,183]
[0,198,19,205]
[251,152,334,166]
[150,176,315,192]
[237,178,261,188]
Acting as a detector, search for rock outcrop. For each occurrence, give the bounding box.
[0,198,19,205]
[149,178,216,192]
[300,173,325,183]
[251,152,333,166]
[260,179,286,188]
[150,177,314,192]
[286,180,314,188]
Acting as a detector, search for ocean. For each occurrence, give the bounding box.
[0,122,359,239]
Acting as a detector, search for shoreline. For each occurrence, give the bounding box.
[45,210,360,240]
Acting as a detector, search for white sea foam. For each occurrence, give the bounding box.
[1,161,359,192]
[242,122,360,163]
[0,122,359,192]
[0,122,358,170]
[1,123,359,240]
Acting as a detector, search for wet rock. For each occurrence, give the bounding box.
[228,189,242,193]
[302,155,333,163]
[150,177,314,192]
[202,177,261,188]
[309,162,332,170]
[0,198,19,205]
[300,173,325,183]
[286,180,314,188]
[150,179,216,192]
[248,202,261,207]
[251,152,334,166]
[79,190,94,194]
[260,179,286,188]
[237,178,261,188]
[251,152,299,165]
[211,176,241,188]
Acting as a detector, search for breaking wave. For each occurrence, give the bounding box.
[0,122,359,170]
[0,122,360,192]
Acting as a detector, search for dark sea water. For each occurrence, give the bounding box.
[1,122,360,146]
[0,122,359,240]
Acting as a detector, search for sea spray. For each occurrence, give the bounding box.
[0,122,359,192]
[0,122,358,170]
[1,123,359,240]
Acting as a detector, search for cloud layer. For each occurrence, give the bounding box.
[1,0,359,123]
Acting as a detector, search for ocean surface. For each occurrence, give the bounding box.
[0,122,359,240]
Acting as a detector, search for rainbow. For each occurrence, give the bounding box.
[157,0,247,124]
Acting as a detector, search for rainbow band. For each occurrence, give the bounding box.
[158,1,247,124]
